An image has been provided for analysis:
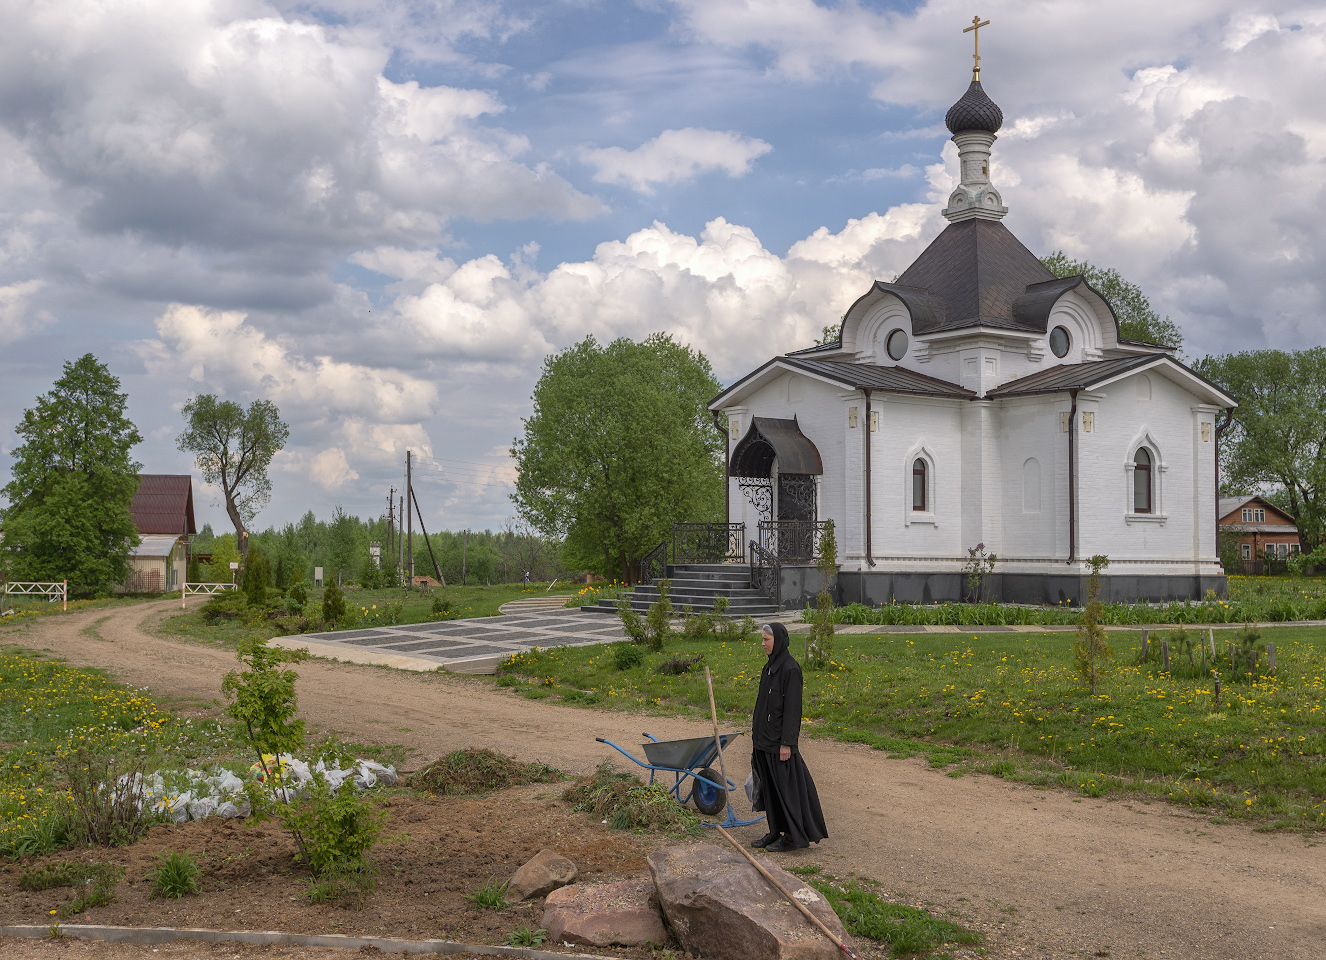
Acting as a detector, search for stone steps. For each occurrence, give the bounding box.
[583,564,777,617]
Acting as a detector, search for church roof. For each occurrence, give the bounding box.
[782,357,976,398]
[945,79,1004,134]
[986,355,1236,406]
[884,219,1058,334]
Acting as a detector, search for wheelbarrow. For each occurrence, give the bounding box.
[594,732,764,828]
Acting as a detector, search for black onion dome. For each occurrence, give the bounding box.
[944,80,1003,134]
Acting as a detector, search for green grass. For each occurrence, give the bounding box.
[0,644,407,858]
[809,873,981,958]
[497,625,1326,829]
[817,574,1326,628]
[467,878,510,909]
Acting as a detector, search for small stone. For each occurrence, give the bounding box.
[542,879,667,947]
[508,848,578,900]
[649,844,853,960]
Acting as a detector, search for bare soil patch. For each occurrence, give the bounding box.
[1,785,653,951]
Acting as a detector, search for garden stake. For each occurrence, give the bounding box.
[1161,640,1170,673]
[1141,629,1149,660]
[713,823,861,960]
[1214,673,1221,708]
[1209,629,1217,660]
[1201,642,1206,673]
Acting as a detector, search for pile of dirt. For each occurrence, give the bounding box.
[563,765,702,834]
[0,785,656,955]
[409,748,563,795]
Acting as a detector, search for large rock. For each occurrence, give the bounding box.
[542,879,668,947]
[508,848,578,900]
[648,844,852,960]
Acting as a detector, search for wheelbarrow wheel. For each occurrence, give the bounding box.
[692,767,727,816]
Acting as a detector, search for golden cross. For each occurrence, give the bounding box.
[963,15,991,80]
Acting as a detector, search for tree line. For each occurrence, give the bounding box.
[191,514,567,588]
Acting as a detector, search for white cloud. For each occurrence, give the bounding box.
[582,128,773,193]
[309,447,359,490]
[0,280,47,345]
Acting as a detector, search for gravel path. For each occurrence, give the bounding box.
[5,600,1324,960]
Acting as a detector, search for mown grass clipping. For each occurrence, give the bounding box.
[563,763,702,835]
[410,748,562,796]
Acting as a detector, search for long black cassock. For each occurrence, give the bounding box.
[751,623,828,846]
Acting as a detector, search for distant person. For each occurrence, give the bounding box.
[523,570,530,585]
[750,622,827,852]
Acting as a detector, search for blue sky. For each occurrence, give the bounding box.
[1,1,1322,536]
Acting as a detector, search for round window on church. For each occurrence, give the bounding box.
[886,329,908,361]
[1049,326,1071,358]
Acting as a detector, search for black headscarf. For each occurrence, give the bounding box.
[762,622,791,672]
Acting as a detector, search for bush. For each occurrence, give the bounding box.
[617,598,646,644]
[289,580,309,607]
[805,520,837,669]
[57,747,160,847]
[431,595,457,620]
[644,580,674,652]
[285,772,386,877]
[409,749,561,795]
[611,642,644,670]
[243,544,273,608]
[322,579,347,625]
[656,652,703,675]
[148,850,201,899]
[21,861,124,917]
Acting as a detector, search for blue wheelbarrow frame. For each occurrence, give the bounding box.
[594,731,764,829]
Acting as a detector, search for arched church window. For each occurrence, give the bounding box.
[1049,326,1071,358]
[886,329,908,361]
[1133,448,1152,513]
[912,459,927,511]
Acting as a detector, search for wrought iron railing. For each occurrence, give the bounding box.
[748,540,781,608]
[672,522,746,563]
[640,541,669,584]
[757,520,830,563]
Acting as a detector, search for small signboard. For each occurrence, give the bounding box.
[314,566,324,586]
[229,562,239,570]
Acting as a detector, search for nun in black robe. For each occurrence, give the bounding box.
[750,622,827,851]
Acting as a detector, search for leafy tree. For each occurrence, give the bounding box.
[1194,349,1326,550]
[177,396,288,556]
[817,324,840,345]
[805,521,838,669]
[512,334,724,582]
[242,542,272,607]
[0,354,142,588]
[1073,555,1112,695]
[322,578,347,625]
[206,533,240,584]
[1040,252,1184,353]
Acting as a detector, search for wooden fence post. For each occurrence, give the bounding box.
[1141,628,1149,661]
[1209,628,1217,659]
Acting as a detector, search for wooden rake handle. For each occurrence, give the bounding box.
[713,823,859,960]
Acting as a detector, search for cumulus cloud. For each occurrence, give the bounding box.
[0,0,598,266]
[0,280,47,344]
[309,447,359,490]
[582,128,772,193]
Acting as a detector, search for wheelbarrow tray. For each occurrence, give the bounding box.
[641,733,741,770]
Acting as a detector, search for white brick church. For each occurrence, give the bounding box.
[708,71,1235,605]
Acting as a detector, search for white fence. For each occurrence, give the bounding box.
[2,581,68,612]
[181,582,232,607]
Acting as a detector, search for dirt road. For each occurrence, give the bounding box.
[8,601,1326,959]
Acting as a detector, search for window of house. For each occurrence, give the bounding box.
[1242,508,1252,522]
[1133,448,1152,513]
[912,459,927,511]
[1241,543,1251,560]
[1256,508,1265,522]
[1278,543,1290,558]
[1049,326,1071,358]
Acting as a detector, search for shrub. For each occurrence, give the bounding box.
[611,642,644,670]
[284,772,386,877]
[806,520,838,669]
[148,851,201,899]
[322,579,347,625]
[617,598,646,644]
[57,747,160,847]
[201,591,247,622]
[1073,555,1111,694]
[22,862,124,917]
[644,580,674,652]
[242,544,273,608]
[410,749,561,795]
[307,858,378,905]
[431,595,456,619]
[289,580,309,607]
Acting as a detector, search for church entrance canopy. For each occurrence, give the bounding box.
[730,418,823,546]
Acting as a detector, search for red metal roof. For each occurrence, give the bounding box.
[130,475,196,536]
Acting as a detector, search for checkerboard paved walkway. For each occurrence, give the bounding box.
[295,605,624,672]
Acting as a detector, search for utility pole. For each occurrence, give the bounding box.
[386,488,395,560]
[462,529,468,586]
[398,494,405,576]
[406,450,414,586]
